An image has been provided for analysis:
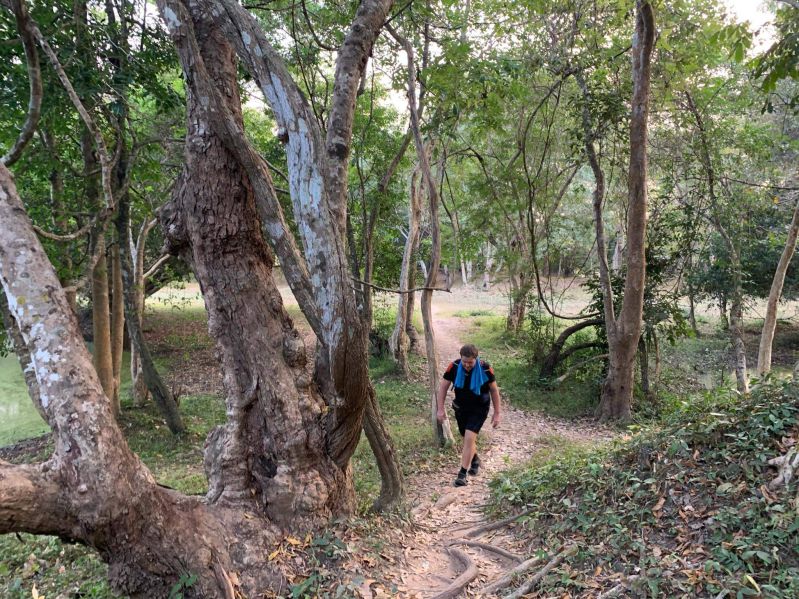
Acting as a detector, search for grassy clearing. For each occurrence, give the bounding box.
[489,381,799,597]
[466,314,600,418]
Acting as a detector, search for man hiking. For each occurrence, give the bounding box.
[436,344,501,487]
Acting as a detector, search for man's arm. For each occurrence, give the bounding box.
[436,379,450,423]
[489,381,501,427]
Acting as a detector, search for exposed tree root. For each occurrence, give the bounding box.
[477,551,546,595]
[428,546,478,599]
[446,539,522,563]
[462,507,534,538]
[596,575,641,599]
[768,447,799,490]
[502,544,577,599]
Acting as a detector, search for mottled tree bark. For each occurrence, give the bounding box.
[1,0,401,593]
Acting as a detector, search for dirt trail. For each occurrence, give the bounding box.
[386,290,612,598]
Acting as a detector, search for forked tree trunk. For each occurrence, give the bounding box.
[758,196,799,375]
[390,167,422,376]
[1,0,397,595]
[392,27,454,446]
[586,0,655,422]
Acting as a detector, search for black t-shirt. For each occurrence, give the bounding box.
[442,358,496,405]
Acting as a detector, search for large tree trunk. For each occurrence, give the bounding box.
[588,0,655,422]
[758,196,799,375]
[1,162,282,597]
[1,0,398,594]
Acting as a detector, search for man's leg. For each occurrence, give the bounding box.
[461,430,478,470]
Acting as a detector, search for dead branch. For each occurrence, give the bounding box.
[446,539,522,563]
[502,545,577,599]
[352,278,451,295]
[144,253,171,280]
[463,507,535,538]
[554,353,609,383]
[596,575,641,599]
[768,447,799,490]
[429,546,479,599]
[478,552,546,595]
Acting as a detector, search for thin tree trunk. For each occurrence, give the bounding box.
[639,335,650,399]
[758,196,799,375]
[406,249,421,352]
[684,91,747,393]
[686,253,699,337]
[92,237,116,411]
[730,297,749,393]
[130,221,152,405]
[390,167,422,376]
[110,241,125,407]
[390,26,454,446]
[115,158,183,432]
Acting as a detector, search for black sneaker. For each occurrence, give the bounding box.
[468,454,481,476]
[454,469,468,487]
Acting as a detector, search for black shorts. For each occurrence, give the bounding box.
[452,397,490,436]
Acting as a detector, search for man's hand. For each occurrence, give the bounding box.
[491,411,501,428]
[436,407,446,423]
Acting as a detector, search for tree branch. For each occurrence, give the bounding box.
[0,461,75,537]
[1,0,42,167]
[352,278,451,294]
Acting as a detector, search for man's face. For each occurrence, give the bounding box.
[461,356,477,371]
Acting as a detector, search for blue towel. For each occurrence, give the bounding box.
[454,358,488,395]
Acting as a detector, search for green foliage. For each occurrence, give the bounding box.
[469,314,599,417]
[490,381,799,597]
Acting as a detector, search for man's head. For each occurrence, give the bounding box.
[460,344,479,371]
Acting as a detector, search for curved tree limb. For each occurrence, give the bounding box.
[0,461,75,537]
[1,0,42,167]
[429,546,479,599]
[447,539,522,563]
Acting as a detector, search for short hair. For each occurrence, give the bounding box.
[460,344,479,358]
